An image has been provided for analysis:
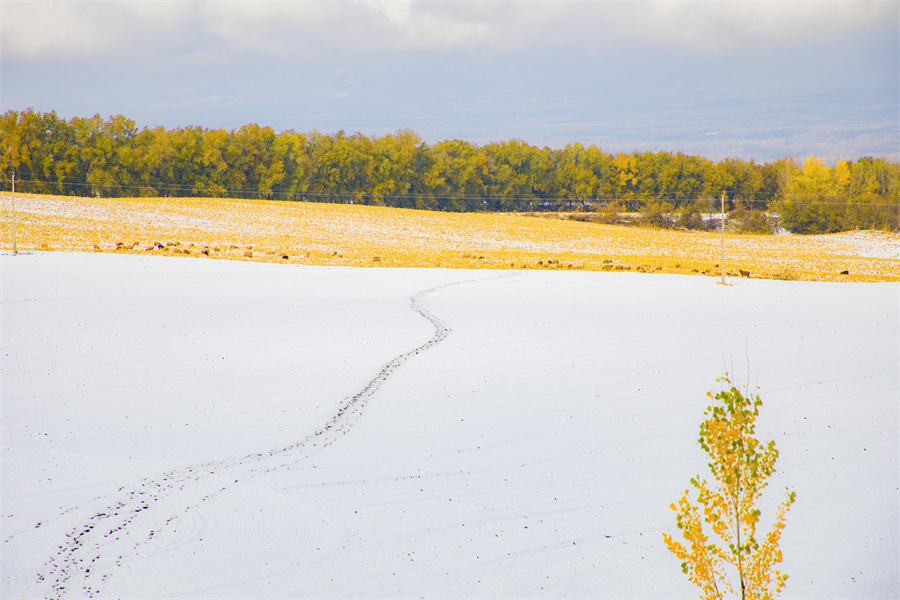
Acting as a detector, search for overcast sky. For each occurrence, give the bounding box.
[2,0,897,162]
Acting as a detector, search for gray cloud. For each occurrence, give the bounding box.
[3,0,894,61]
[196,0,899,57]
[2,0,895,161]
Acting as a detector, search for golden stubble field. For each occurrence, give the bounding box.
[2,193,898,282]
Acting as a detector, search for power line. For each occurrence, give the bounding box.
[4,175,898,207]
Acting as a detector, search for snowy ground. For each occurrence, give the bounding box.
[1,252,897,599]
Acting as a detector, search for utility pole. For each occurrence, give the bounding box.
[720,191,726,285]
[11,171,17,255]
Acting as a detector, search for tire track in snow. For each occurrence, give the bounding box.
[33,272,506,599]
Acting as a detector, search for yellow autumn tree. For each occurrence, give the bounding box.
[833,160,851,196]
[613,152,639,198]
[663,375,796,600]
[794,154,833,195]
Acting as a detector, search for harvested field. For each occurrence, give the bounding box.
[2,192,897,281]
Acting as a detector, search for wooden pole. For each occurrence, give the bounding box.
[11,172,17,255]
[720,191,726,285]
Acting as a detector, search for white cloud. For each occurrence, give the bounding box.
[197,0,496,57]
[1,0,894,61]
[1,1,113,58]
[0,0,193,59]
[202,0,896,56]
[602,0,898,51]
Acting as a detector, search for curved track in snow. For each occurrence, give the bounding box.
[34,275,500,599]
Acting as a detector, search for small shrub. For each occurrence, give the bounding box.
[677,200,712,231]
[731,208,771,234]
[641,201,676,228]
[663,374,795,600]
[772,266,798,281]
[596,201,624,225]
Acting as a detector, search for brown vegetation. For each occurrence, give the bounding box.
[2,193,897,282]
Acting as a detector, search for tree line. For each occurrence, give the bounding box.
[2,109,897,232]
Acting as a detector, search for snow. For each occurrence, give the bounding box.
[828,231,900,260]
[2,252,898,599]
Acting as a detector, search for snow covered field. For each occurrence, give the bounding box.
[2,252,897,599]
